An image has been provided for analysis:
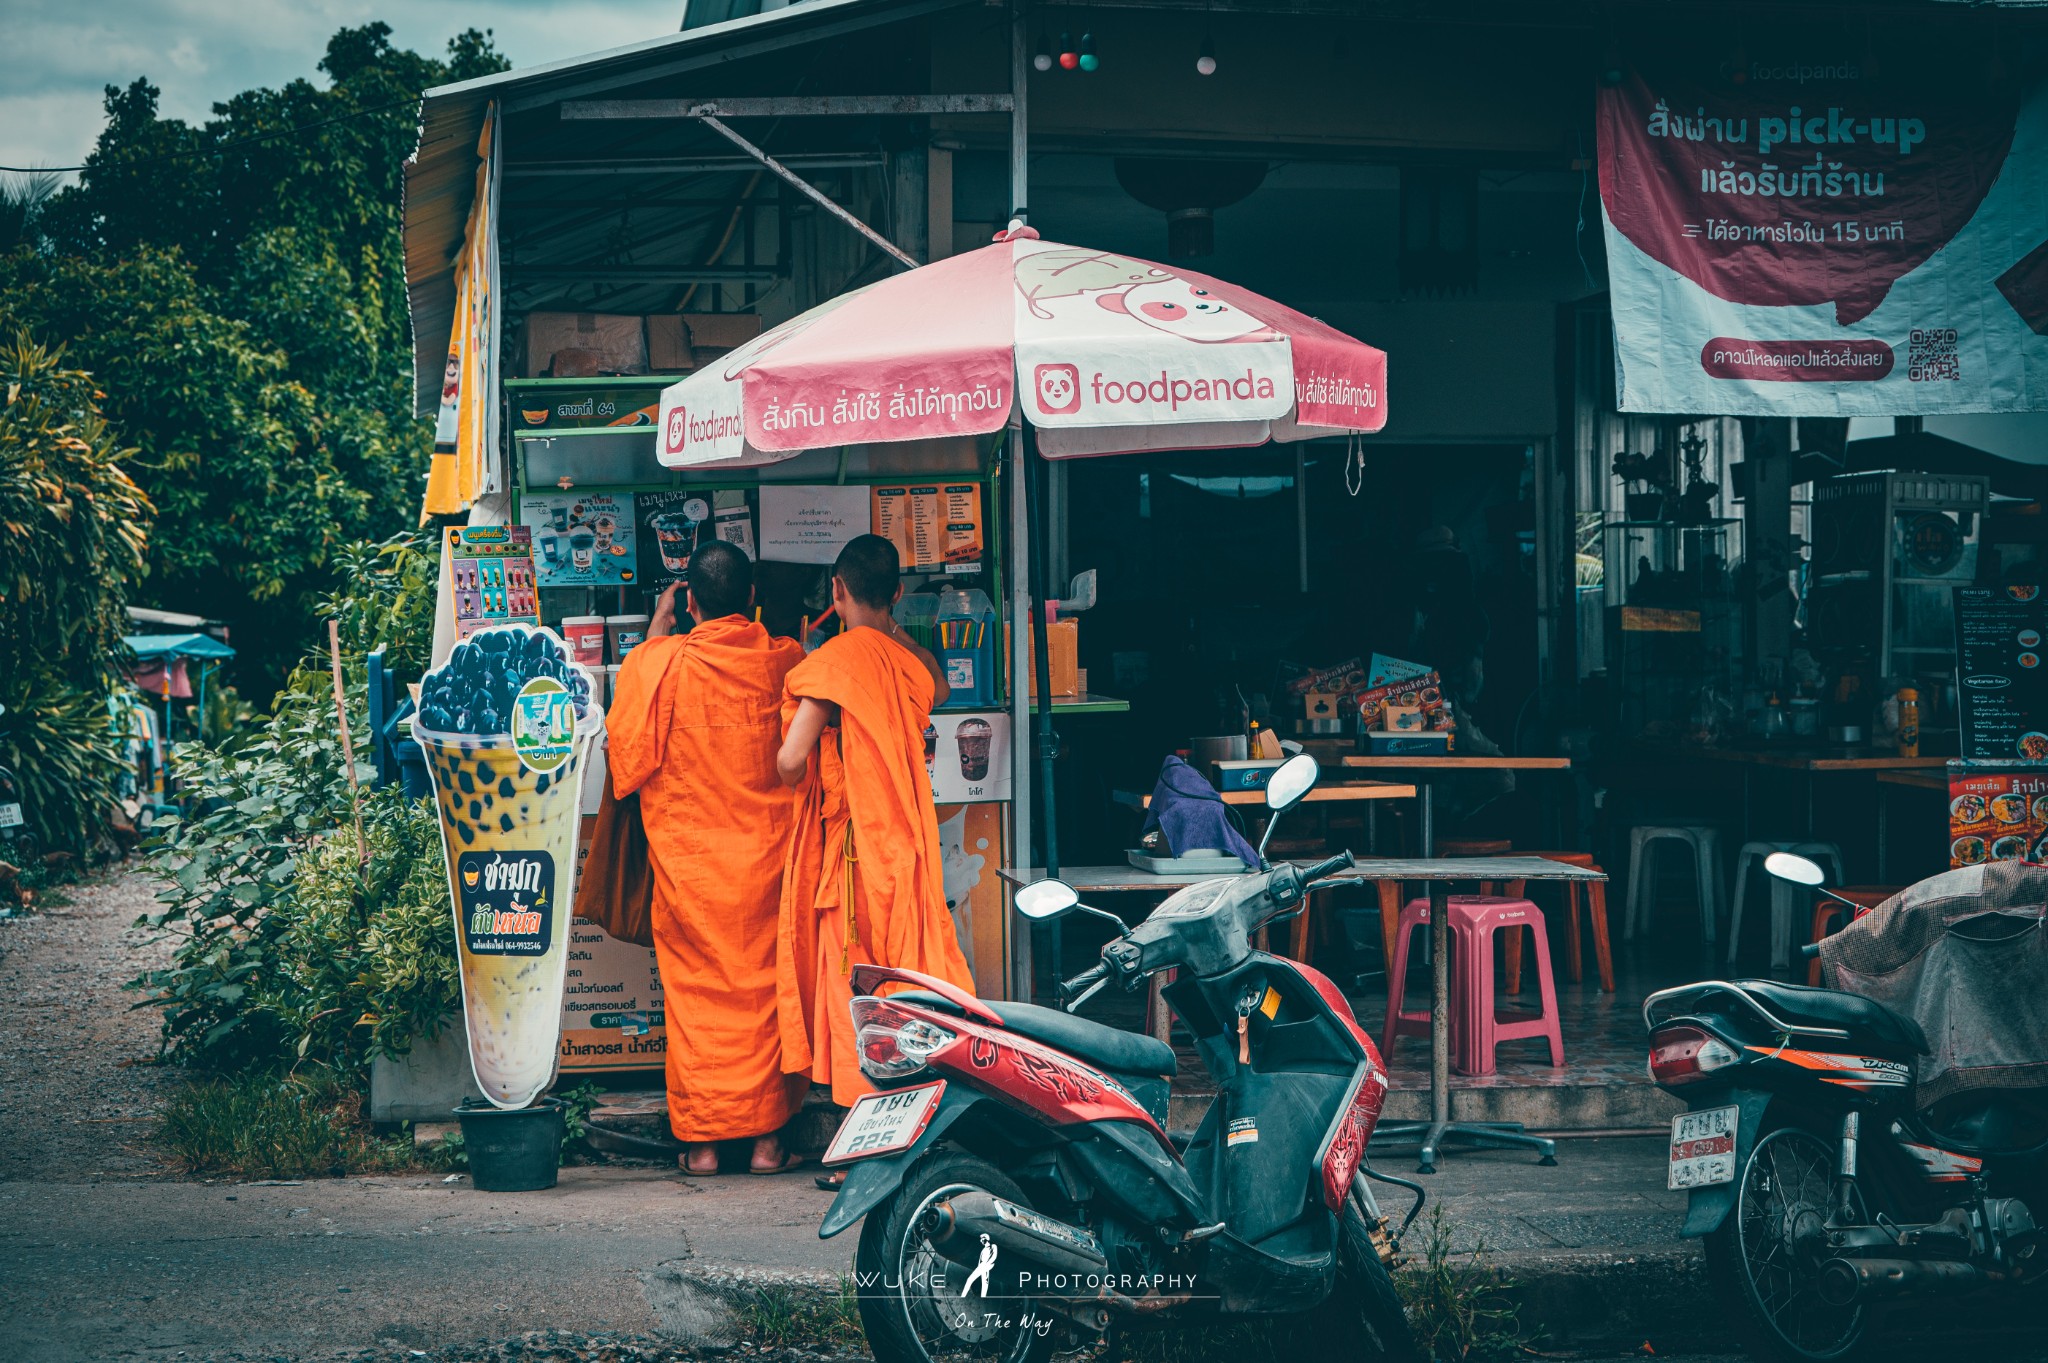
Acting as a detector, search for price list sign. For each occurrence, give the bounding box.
[1955,586,2048,761]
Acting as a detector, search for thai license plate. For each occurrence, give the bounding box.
[0,804,21,829]
[1668,1105,1739,1189]
[823,1080,945,1166]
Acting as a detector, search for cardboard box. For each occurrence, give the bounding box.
[1010,618,1079,698]
[646,312,765,372]
[1212,759,1285,792]
[1303,690,1344,724]
[523,312,647,377]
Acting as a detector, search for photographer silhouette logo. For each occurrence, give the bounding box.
[961,1233,999,1298]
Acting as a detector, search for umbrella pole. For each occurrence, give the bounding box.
[1022,421,1060,881]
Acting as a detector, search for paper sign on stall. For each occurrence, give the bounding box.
[759,484,870,564]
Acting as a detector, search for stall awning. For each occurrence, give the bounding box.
[123,634,237,662]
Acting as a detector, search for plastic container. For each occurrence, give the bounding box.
[894,593,940,653]
[604,664,621,709]
[455,1097,564,1192]
[606,613,650,662]
[560,615,607,669]
[935,589,996,707]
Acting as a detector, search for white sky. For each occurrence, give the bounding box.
[0,0,683,174]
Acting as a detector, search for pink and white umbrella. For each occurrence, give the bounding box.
[655,225,1386,466]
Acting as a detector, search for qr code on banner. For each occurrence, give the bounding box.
[1909,328,1960,382]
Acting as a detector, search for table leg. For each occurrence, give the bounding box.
[1877,784,1889,884]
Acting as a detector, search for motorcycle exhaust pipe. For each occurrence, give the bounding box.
[1815,1256,1984,1306]
[923,1190,1109,1279]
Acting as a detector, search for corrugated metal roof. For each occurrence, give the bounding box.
[403,0,977,415]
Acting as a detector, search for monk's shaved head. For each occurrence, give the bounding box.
[833,534,901,610]
[687,539,754,619]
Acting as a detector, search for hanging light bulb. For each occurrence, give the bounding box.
[1058,30,1078,70]
[1196,34,1217,76]
[1078,32,1099,72]
[1033,30,1052,72]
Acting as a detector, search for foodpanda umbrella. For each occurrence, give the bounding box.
[655,224,1389,876]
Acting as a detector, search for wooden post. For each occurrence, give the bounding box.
[329,620,369,867]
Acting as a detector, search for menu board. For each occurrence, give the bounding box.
[519,492,638,587]
[447,526,540,637]
[873,483,984,573]
[1954,585,2048,760]
[1946,761,2048,868]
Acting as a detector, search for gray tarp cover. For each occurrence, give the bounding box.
[1819,860,2048,1107]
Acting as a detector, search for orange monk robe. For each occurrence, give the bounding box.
[775,627,976,1106]
[607,616,808,1143]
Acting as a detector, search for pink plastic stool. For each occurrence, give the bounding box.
[1379,895,1565,1074]
[1447,896,1564,1074]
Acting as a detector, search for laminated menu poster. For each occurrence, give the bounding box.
[447,526,541,637]
[520,492,637,588]
[1946,761,2048,868]
[872,483,984,573]
[1954,585,2048,760]
[637,489,758,587]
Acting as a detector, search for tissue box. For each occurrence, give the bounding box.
[1384,704,1426,732]
[1211,759,1285,792]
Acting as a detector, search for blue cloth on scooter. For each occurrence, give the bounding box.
[1140,756,1261,869]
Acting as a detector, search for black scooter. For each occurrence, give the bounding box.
[1645,853,2046,1362]
[816,754,1420,1363]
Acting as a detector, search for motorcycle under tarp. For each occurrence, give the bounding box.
[1819,860,2048,1108]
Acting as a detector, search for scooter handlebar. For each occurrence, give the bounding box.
[1299,851,1356,883]
[1058,961,1109,1002]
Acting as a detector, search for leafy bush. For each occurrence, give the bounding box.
[133,529,451,1075]
[0,329,155,859]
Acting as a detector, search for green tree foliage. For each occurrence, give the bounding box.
[133,530,450,1075]
[11,23,508,697]
[0,331,155,856]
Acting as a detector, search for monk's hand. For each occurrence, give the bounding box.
[650,582,681,638]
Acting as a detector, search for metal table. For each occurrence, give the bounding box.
[1001,854,1607,1173]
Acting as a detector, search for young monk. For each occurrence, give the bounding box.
[607,540,808,1176]
[775,535,976,1172]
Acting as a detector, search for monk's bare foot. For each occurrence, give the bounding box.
[749,1136,802,1174]
[681,1144,720,1176]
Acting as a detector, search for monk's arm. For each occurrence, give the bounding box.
[901,636,951,707]
[777,697,836,787]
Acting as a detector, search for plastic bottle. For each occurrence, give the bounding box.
[1896,687,1920,758]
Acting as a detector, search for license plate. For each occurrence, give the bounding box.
[0,804,21,829]
[1668,1105,1739,1189]
[823,1080,945,1166]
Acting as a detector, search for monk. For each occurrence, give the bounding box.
[775,535,976,1164]
[607,540,808,1176]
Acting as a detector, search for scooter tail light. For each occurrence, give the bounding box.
[851,998,957,1080]
[1649,1025,1740,1086]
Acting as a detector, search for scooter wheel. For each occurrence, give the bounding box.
[1293,1190,1419,1363]
[852,1145,1059,1363]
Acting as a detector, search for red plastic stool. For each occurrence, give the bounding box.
[1444,896,1564,1074]
[1379,895,1441,1062]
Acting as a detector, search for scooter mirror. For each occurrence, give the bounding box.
[1763,852,1827,888]
[1264,753,1319,813]
[1015,878,1080,920]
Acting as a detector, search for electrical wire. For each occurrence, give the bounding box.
[0,94,420,175]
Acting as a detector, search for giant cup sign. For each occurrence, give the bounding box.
[1597,58,2048,414]
[412,625,603,1108]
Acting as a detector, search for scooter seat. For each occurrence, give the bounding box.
[891,991,1177,1077]
[1736,979,1930,1057]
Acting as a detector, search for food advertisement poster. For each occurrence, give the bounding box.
[1954,585,2048,759]
[925,710,1011,804]
[1597,56,2048,414]
[447,526,540,637]
[636,489,758,588]
[1946,760,2048,868]
[412,625,603,1108]
[872,483,985,573]
[562,819,665,1070]
[934,802,1006,993]
[520,492,638,588]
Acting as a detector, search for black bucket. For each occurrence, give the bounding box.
[455,1097,563,1191]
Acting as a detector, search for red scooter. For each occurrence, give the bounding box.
[818,755,1419,1363]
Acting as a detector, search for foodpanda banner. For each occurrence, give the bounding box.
[1597,57,2048,414]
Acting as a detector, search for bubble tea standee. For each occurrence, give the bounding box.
[411,625,604,1109]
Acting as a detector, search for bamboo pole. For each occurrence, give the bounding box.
[329,620,369,867]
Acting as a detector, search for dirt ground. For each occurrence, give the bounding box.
[0,866,177,1182]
